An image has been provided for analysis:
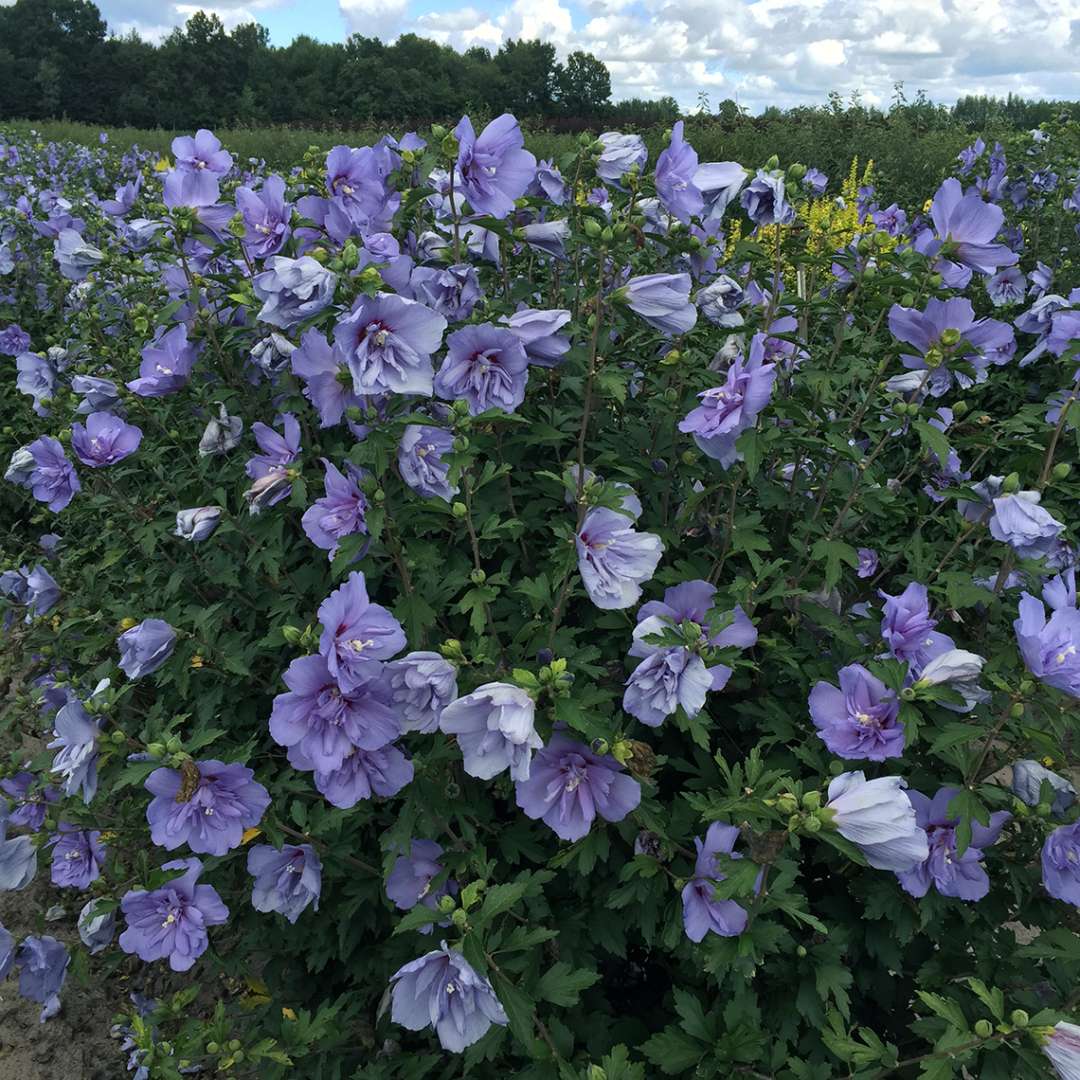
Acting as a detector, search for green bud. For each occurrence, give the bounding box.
[1002,472,1020,493]
[373,488,385,504]
[309,247,329,264]
[206,1043,220,1055]
[590,139,605,154]
[451,908,469,929]
[796,945,808,958]
[776,794,799,815]
[166,736,182,754]
[600,226,614,244]
[787,162,806,181]
[803,814,822,834]
[578,131,594,147]
[451,501,468,519]
[801,790,821,812]
[940,327,962,347]
[583,218,603,239]
[1011,1009,1029,1028]
[765,154,780,171]
[111,730,126,745]
[974,1019,993,1038]
[900,686,916,701]
[281,626,303,645]
[1036,802,1052,818]
[1010,702,1025,718]
[1020,679,1034,694]
[952,400,968,417]
[680,450,698,465]
[929,272,943,287]
[900,292,916,307]
[1052,462,1071,480]
[437,894,456,914]
[228,1039,242,1052]
[925,346,944,368]
[660,349,681,367]
[614,222,629,239]
[588,1067,608,1080]
[440,133,459,158]
[787,814,802,832]
[431,124,447,140]
[147,742,166,759]
[829,760,844,775]
[453,435,469,452]
[470,568,487,585]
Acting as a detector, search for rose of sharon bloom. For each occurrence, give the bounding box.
[292,743,414,809]
[49,825,106,890]
[127,325,197,397]
[896,788,1011,901]
[1042,822,1080,907]
[617,273,697,334]
[1014,592,1080,699]
[439,682,542,781]
[1,771,59,831]
[1044,1021,1080,1080]
[145,759,270,857]
[623,646,712,728]
[409,263,482,322]
[235,174,291,259]
[47,698,100,803]
[253,256,337,330]
[576,507,663,611]
[515,734,641,841]
[16,936,69,1022]
[696,275,745,327]
[385,652,458,733]
[655,121,703,223]
[879,582,955,669]
[70,412,142,467]
[54,228,103,280]
[912,649,989,712]
[809,663,904,761]
[302,459,368,561]
[857,548,879,578]
[434,323,529,415]
[1012,760,1076,818]
[26,436,80,512]
[390,941,507,1053]
[164,129,233,207]
[682,823,754,942]
[270,654,400,770]
[291,328,370,429]
[500,306,571,367]
[317,572,406,690]
[119,858,229,971]
[78,899,116,955]
[397,425,457,502]
[0,923,11,981]
[334,292,446,397]
[596,131,647,183]
[823,772,929,871]
[454,113,536,219]
[175,506,223,542]
[989,493,1065,559]
[740,171,795,226]
[695,161,747,230]
[0,816,37,891]
[117,619,176,680]
[386,840,456,925]
[25,565,59,616]
[247,843,322,924]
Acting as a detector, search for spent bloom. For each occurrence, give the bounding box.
[515,734,641,841]
[198,403,244,456]
[596,132,647,183]
[119,857,229,971]
[808,663,903,761]
[118,619,176,680]
[317,571,406,690]
[247,843,322,924]
[70,411,142,467]
[682,823,753,942]
[1011,760,1076,817]
[617,273,697,335]
[389,941,508,1052]
[15,936,69,1022]
[385,652,458,733]
[439,682,542,781]
[145,759,271,856]
[623,646,712,728]
[896,788,1011,901]
[0,815,37,891]
[77,899,116,955]
[1,771,59,831]
[397,425,457,502]
[47,698,100,803]
[500,307,572,367]
[576,507,663,610]
[49,825,106,890]
[454,113,536,219]
[911,648,989,712]
[824,772,929,872]
[434,322,530,415]
[175,506,223,542]
[386,839,455,917]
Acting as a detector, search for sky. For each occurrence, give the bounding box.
[90,0,1080,113]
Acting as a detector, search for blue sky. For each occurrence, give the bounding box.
[89,0,1080,113]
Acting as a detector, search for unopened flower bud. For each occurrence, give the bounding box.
[765,154,780,171]
[583,218,602,239]
[801,790,821,811]
[1011,1009,1029,1028]
[451,501,468,518]
[451,908,469,929]
[796,945,808,958]
[147,742,166,758]
[803,814,822,833]
[437,894,456,914]
[281,626,303,645]
[776,794,799,815]
[940,327,962,347]
[974,1019,993,1038]
[1010,702,1025,718]
[1052,462,1071,480]
[470,568,486,585]
[1002,472,1020,493]
[228,1040,241,1052]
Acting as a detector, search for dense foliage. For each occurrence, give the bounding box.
[1,107,1080,1080]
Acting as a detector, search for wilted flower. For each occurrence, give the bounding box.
[1011,760,1076,817]
[682,823,753,942]
[71,374,120,414]
[118,619,176,680]
[119,857,229,971]
[389,941,508,1052]
[49,825,106,889]
[694,161,747,230]
[0,815,37,891]
[517,220,569,259]
[856,548,879,578]
[823,772,929,871]
[385,652,458,733]
[5,445,36,487]
[15,936,69,1022]
[253,256,337,329]
[26,436,80,512]
[989,494,1065,559]
[128,325,197,397]
[70,411,142,467]
[1,771,59,830]
[500,307,572,367]
[1014,592,1080,699]
[54,228,103,280]
[896,788,1010,901]
[617,273,697,334]
[809,663,903,761]
[198,403,244,456]
[77,899,116,955]
[317,572,406,690]
[515,734,641,841]
[696,275,745,327]
[175,506,223,542]
[1042,822,1080,906]
[434,322,530,415]
[398,425,457,502]
[596,132,647,183]
[911,648,989,711]
[145,759,271,856]
[247,843,322,923]
[454,113,536,219]
[302,459,368,560]
[439,683,542,781]
[47,698,100,803]
[270,653,400,769]
[576,507,663,610]
[25,564,60,616]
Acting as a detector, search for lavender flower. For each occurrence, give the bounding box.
[500,307,572,367]
[270,654,400,769]
[809,663,903,761]
[434,323,530,415]
[989,494,1065,559]
[47,698,100,803]
[0,816,37,891]
[0,923,10,981]
[517,220,569,259]
[655,121,703,223]
[236,174,290,259]
[334,292,446,397]
[54,228,103,280]
[317,570,402,681]
[1043,1022,1080,1080]
[386,839,454,916]
[896,788,1010,901]
[408,264,482,322]
[694,161,747,231]
[576,507,663,610]
[389,941,507,1052]
[623,647,712,728]
[439,683,542,781]
[740,171,795,226]
[1011,760,1076,817]
[1,772,59,830]
[1014,592,1080,699]
[198,403,243,456]
[617,273,697,334]
[244,413,301,512]
[596,132,647,183]
[71,374,120,414]
[253,256,337,330]
[530,159,567,204]
[682,823,751,941]
[70,411,142,467]
[398,425,457,502]
[16,351,55,416]
[879,582,955,669]
[78,899,116,955]
[301,744,414,809]
[119,858,229,971]
[117,619,176,680]
[454,113,536,219]
[127,325,197,397]
[857,548,878,578]
[164,130,233,207]
[1042,822,1080,906]
[386,652,458,733]
[0,323,30,355]
[986,266,1027,306]
[145,759,270,856]
[515,734,641,841]
[175,506,223,542]
[247,844,322,923]
[823,772,929,871]
[49,825,106,889]
[302,459,368,560]
[291,328,369,429]
[15,936,68,1021]
[25,565,59,616]
[26,436,79,512]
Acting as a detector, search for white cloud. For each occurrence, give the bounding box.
[340,0,409,38]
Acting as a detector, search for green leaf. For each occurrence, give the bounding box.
[493,972,536,1050]
[639,1028,706,1075]
[535,962,600,1007]
[474,881,529,927]
[913,420,952,465]
[672,988,714,1042]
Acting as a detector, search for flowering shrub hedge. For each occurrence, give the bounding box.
[1,115,1080,1079]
